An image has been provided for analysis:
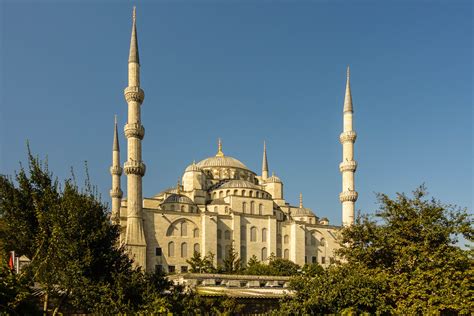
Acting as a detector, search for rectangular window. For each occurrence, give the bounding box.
[321,257,326,264]
[168,265,175,273]
[181,266,188,273]
[312,256,317,263]
[155,247,162,256]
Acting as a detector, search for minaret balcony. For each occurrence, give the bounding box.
[124,160,146,176]
[110,165,123,176]
[124,123,145,140]
[339,191,358,202]
[110,188,123,198]
[124,86,145,103]
[339,131,357,144]
[339,161,357,173]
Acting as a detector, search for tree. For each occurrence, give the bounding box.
[281,186,473,314]
[222,243,241,274]
[186,251,216,273]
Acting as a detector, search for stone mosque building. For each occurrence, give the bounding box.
[110,9,358,273]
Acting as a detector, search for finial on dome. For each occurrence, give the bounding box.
[299,192,303,208]
[216,138,224,157]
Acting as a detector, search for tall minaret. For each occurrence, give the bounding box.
[262,141,269,180]
[110,115,123,226]
[339,66,358,226]
[123,7,147,269]
[299,192,303,208]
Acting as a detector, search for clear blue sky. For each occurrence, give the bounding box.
[0,0,472,226]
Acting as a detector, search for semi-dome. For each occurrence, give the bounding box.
[184,161,202,172]
[162,194,194,204]
[293,207,314,216]
[266,174,282,183]
[216,180,261,190]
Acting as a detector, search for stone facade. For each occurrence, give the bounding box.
[111,8,357,272]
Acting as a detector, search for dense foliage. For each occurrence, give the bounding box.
[0,150,240,314]
[280,186,473,315]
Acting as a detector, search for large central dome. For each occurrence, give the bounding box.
[195,139,250,171]
[196,155,249,170]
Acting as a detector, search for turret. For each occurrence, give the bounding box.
[339,67,358,226]
[262,141,269,180]
[123,7,147,269]
[110,115,123,226]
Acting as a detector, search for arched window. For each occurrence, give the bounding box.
[241,226,246,241]
[168,241,175,257]
[234,189,238,195]
[242,190,246,197]
[226,190,230,196]
[250,201,255,214]
[320,238,326,247]
[217,245,222,259]
[181,221,187,237]
[217,229,222,239]
[261,247,268,261]
[284,235,289,244]
[311,233,316,246]
[181,242,187,257]
[219,191,224,198]
[193,243,200,254]
[284,249,289,259]
[213,192,217,199]
[262,228,267,242]
[180,205,185,212]
[249,191,253,197]
[214,206,218,212]
[256,192,259,198]
[193,228,199,238]
[242,202,247,213]
[250,227,257,242]
[224,230,231,240]
[259,204,263,215]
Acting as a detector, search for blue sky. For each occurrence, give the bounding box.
[0,0,472,226]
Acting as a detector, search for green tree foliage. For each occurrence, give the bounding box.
[245,255,301,276]
[222,243,241,274]
[281,186,473,315]
[186,251,217,273]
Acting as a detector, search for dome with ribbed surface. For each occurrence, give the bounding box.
[293,207,314,216]
[162,194,194,204]
[185,162,202,172]
[196,155,249,170]
[216,180,261,190]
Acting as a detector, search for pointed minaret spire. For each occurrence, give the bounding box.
[110,116,123,226]
[129,6,140,64]
[262,141,269,180]
[216,138,224,157]
[339,66,358,226]
[123,6,147,269]
[343,66,353,113]
[299,192,303,209]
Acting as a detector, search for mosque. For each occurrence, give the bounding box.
[110,8,358,273]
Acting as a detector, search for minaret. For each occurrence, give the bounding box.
[123,7,147,269]
[339,66,358,226]
[262,141,269,180]
[110,115,123,226]
[299,192,303,209]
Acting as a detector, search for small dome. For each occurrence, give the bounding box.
[293,207,314,216]
[185,162,202,172]
[216,180,261,190]
[196,155,249,171]
[266,174,282,183]
[162,194,194,204]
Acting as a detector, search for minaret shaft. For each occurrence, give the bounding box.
[123,7,147,269]
[339,67,358,226]
[262,141,269,180]
[110,116,123,227]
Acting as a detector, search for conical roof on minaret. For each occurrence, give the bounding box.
[113,115,120,151]
[343,66,353,113]
[129,7,140,64]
